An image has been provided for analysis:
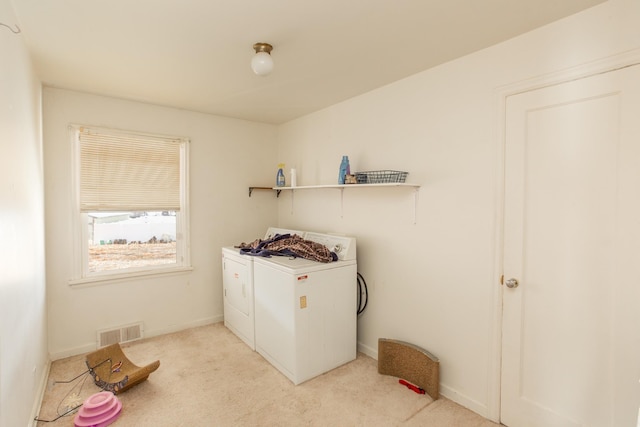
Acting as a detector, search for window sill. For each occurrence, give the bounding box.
[68,265,194,288]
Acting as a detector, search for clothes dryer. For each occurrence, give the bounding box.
[253,232,357,385]
[222,227,305,350]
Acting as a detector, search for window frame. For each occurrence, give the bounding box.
[68,124,191,285]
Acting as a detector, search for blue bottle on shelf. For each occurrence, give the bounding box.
[276,163,286,187]
[338,156,350,184]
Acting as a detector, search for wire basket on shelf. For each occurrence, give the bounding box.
[354,170,408,184]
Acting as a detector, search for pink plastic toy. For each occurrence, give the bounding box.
[74,391,122,427]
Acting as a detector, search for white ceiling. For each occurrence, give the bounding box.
[11,0,605,124]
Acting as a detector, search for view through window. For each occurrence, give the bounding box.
[87,211,177,273]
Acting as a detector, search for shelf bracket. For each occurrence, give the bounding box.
[290,190,294,214]
[248,186,278,197]
[413,187,420,225]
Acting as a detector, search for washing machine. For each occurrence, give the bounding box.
[253,232,357,385]
[222,227,305,350]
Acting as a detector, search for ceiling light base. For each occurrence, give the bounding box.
[251,42,274,76]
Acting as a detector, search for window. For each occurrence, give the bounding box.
[70,125,190,283]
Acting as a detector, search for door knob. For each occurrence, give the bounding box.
[505,278,519,289]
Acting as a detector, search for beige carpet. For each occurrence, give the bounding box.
[36,323,501,426]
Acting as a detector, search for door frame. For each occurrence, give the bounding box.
[488,48,640,423]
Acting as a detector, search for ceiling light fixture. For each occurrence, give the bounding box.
[251,43,274,76]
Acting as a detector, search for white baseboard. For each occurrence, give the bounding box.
[144,316,222,339]
[49,316,222,360]
[29,359,51,427]
[439,383,490,420]
[356,340,378,359]
[357,339,492,421]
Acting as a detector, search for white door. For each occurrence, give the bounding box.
[501,65,640,427]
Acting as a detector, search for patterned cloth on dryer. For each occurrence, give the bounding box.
[238,233,337,263]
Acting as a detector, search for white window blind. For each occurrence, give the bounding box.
[78,127,182,212]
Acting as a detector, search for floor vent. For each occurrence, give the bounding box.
[97,322,144,348]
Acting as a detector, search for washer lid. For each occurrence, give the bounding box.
[264,227,306,239]
[222,227,307,254]
[222,246,242,254]
[253,254,356,274]
[304,232,356,261]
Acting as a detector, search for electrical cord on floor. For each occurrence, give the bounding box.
[34,358,112,423]
[34,403,84,423]
[34,371,90,423]
[357,272,368,315]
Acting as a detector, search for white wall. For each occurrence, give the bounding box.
[276,0,640,419]
[43,88,279,359]
[30,0,640,422]
[0,0,48,425]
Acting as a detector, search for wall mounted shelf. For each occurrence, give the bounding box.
[250,182,421,223]
[272,182,420,193]
[249,182,420,197]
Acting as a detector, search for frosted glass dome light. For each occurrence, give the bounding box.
[251,43,274,76]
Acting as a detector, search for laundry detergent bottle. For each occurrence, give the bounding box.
[276,163,286,187]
